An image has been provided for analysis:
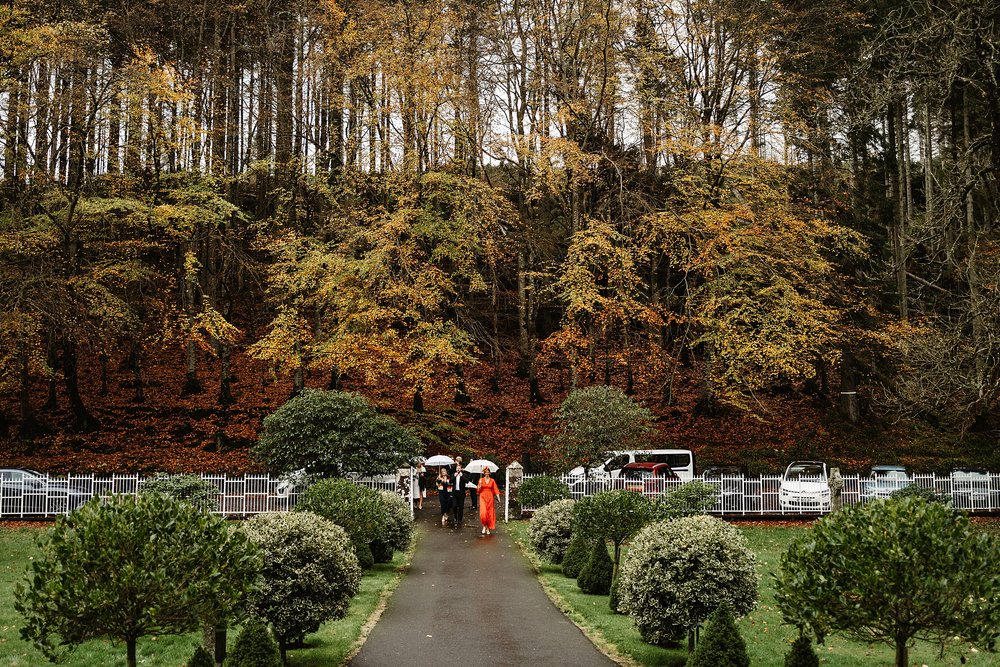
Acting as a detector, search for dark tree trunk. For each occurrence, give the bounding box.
[130,340,145,402]
[454,364,471,404]
[99,353,109,396]
[413,387,424,413]
[218,343,234,406]
[839,349,860,423]
[62,339,98,433]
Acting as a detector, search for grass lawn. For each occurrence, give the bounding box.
[0,524,412,667]
[507,520,1000,667]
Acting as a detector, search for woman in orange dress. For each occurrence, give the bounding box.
[477,468,501,535]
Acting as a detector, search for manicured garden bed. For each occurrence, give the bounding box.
[507,520,1000,666]
[0,525,411,666]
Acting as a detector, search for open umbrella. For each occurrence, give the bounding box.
[465,459,499,474]
[425,454,455,467]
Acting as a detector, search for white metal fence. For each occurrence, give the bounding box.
[4,470,998,520]
[0,472,406,519]
[513,472,1000,516]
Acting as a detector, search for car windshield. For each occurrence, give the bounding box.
[786,464,825,479]
[622,469,653,480]
[874,470,908,480]
[635,453,690,468]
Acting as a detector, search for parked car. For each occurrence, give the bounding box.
[619,462,680,495]
[950,466,998,510]
[701,464,747,511]
[0,468,90,516]
[566,449,695,484]
[779,461,830,512]
[860,465,913,501]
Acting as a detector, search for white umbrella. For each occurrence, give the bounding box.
[425,455,455,467]
[465,459,499,474]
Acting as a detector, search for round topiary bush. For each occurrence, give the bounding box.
[686,603,750,667]
[226,619,281,667]
[783,635,820,667]
[618,515,757,646]
[561,529,592,579]
[578,539,614,595]
[378,491,414,555]
[528,499,575,564]
[242,512,361,658]
[518,476,571,510]
[187,645,215,667]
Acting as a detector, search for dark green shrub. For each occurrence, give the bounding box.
[227,619,281,667]
[578,539,613,595]
[354,539,375,569]
[651,481,719,519]
[686,603,749,667]
[561,530,591,579]
[518,476,570,509]
[528,499,575,564]
[370,539,393,564]
[295,479,387,546]
[890,484,949,505]
[609,573,623,613]
[187,645,214,667]
[255,389,421,478]
[141,474,220,512]
[784,635,820,667]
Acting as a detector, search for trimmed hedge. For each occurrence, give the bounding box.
[518,476,571,509]
[528,499,575,564]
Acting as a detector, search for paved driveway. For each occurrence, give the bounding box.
[349,505,616,666]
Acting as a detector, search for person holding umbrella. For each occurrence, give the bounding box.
[476,465,502,535]
[435,467,453,525]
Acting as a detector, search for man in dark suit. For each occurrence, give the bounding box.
[451,464,472,525]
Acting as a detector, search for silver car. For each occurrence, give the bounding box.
[0,468,90,516]
[860,465,912,501]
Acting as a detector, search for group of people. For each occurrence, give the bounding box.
[414,456,501,535]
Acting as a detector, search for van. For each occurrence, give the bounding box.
[566,449,696,482]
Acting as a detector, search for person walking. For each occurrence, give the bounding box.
[451,464,470,525]
[477,468,502,535]
[436,468,452,525]
[414,462,427,510]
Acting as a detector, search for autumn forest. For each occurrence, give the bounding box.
[2,0,999,473]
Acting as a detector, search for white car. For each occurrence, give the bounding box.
[566,449,696,483]
[779,461,831,512]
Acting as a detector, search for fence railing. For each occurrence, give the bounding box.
[0,472,410,519]
[4,470,998,520]
[513,472,1000,516]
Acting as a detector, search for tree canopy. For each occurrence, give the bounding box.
[255,389,422,477]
